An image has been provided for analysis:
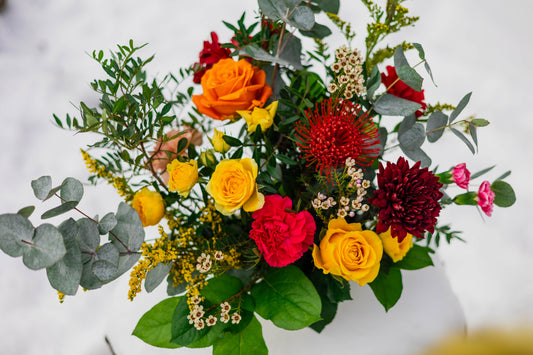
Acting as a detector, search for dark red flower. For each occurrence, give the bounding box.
[381,66,427,117]
[192,31,231,84]
[295,98,380,177]
[369,157,443,241]
[250,195,316,267]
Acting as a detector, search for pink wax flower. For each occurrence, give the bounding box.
[477,180,495,216]
[249,195,316,267]
[452,163,471,189]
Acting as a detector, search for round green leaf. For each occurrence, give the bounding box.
[0,213,34,257]
[31,176,52,201]
[98,212,117,235]
[110,202,145,252]
[491,180,516,207]
[60,177,84,203]
[145,262,172,293]
[374,94,421,116]
[23,224,66,270]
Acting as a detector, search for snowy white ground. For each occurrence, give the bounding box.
[0,1,532,354]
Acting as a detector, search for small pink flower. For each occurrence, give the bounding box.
[451,163,471,189]
[477,180,495,216]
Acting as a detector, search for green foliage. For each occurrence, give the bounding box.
[251,265,322,330]
[491,180,516,207]
[426,224,465,247]
[212,317,268,355]
[369,267,403,312]
[394,245,434,270]
[133,297,182,349]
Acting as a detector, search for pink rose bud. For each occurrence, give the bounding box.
[477,180,495,216]
[452,163,471,189]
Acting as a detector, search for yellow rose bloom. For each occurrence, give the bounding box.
[237,101,278,132]
[312,217,383,286]
[379,227,413,263]
[167,159,198,198]
[206,158,264,215]
[132,187,165,227]
[211,128,231,154]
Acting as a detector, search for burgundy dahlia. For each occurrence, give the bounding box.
[295,98,380,178]
[369,157,443,241]
[381,66,427,118]
[192,31,231,83]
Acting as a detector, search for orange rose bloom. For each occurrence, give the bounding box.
[192,58,272,121]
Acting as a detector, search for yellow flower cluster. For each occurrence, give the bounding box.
[57,291,65,303]
[80,149,133,201]
[127,227,178,301]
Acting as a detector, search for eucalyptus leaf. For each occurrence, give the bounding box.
[451,128,476,154]
[366,65,381,99]
[300,22,332,39]
[23,224,66,270]
[110,202,144,252]
[469,123,478,148]
[167,274,187,296]
[401,146,432,168]
[17,206,35,219]
[41,201,79,219]
[145,262,172,293]
[374,94,421,116]
[76,218,100,254]
[278,36,303,70]
[31,176,52,201]
[315,0,340,13]
[424,61,436,86]
[412,42,425,60]
[98,212,117,235]
[396,66,423,92]
[0,213,34,257]
[60,177,84,203]
[426,111,448,143]
[289,6,315,31]
[491,180,516,207]
[399,122,425,152]
[251,265,321,330]
[46,219,82,295]
[133,297,182,349]
[80,258,103,290]
[471,165,495,179]
[449,92,472,124]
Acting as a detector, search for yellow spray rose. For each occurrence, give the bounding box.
[206,158,264,215]
[132,187,165,227]
[237,101,278,132]
[313,217,383,286]
[379,228,413,263]
[211,128,231,154]
[167,159,198,198]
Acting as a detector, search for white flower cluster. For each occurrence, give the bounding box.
[196,251,224,273]
[187,300,241,330]
[311,158,371,217]
[327,45,366,99]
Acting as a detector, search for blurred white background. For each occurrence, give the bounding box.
[0,1,531,354]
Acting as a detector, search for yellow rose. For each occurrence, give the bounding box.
[312,217,383,286]
[211,128,231,154]
[206,158,264,215]
[167,159,198,198]
[132,187,165,227]
[379,228,413,263]
[237,101,278,132]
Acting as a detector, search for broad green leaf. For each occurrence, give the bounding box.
[316,0,340,13]
[289,6,315,31]
[278,36,303,70]
[145,262,172,293]
[41,201,78,219]
[426,111,448,143]
[60,177,84,203]
[133,297,182,349]
[394,245,434,270]
[17,206,35,219]
[401,147,432,168]
[449,92,472,124]
[0,213,34,257]
[491,180,516,207]
[396,66,423,92]
[23,224,66,270]
[98,212,117,235]
[202,274,243,304]
[31,176,52,200]
[399,123,425,152]
[251,265,321,330]
[46,219,82,295]
[309,296,337,333]
[374,94,421,116]
[212,316,268,355]
[76,218,100,255]
[369,267,403,312]
[170,296,209,346]
[80,258,103,290]
[116,252,141,277]
[300,22,332,39]
[222,135,243,147]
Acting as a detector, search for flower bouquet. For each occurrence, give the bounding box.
[0,0,516,354]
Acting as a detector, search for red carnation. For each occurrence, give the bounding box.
[369,157,443,241]
[381,66,427,117]
[192,31,231,83]
[295,98,380,178]
[250,195,316,267]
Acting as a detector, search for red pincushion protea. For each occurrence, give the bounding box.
[369,157,443,241]
[295,98,380,177]
[192,31,231,83]
[381,66,427,118]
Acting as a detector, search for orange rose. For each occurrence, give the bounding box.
[192,58,272,121]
